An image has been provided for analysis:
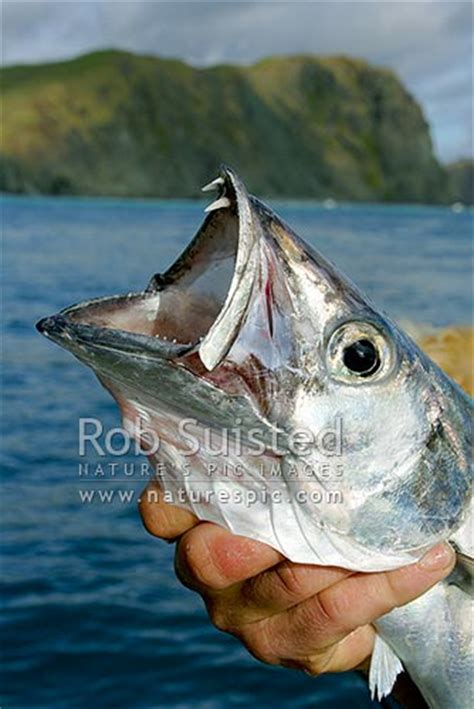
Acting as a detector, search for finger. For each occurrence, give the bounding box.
[282,625,376,675]
[245,542,454,661]
[240,561,351,617]
[310,625,375,674]
[209,561,352,628]
[175,522,283,592]
[316,542,456,634]
[139,482,198,540]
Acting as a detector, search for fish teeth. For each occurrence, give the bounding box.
[204,196,231,213]
[201,176,225,192]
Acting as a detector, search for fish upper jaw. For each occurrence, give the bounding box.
[198,165,261,370]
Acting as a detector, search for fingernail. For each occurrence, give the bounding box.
[418,543,454,571]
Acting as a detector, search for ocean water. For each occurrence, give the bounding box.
[1,196,472,708]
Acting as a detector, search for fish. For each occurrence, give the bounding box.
[37,166,473,707]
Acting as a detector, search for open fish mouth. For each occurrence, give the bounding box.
[36,163,373,380]
[37,165,259,368]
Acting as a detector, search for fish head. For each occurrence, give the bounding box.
[37,166,472,570]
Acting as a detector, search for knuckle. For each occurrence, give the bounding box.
[317,589,352,631]
[273,562,307,600]
[174,545,194,589]
[175,537,205,588]
[282,652,333,676]
[304,651,335,676]
[381,572,404,610]
[176,528,227,590]
[206,600,232,633]
[138,503,154,534]
[138,490,152,521]
[281,600,335,648]
[138,499,163,537]
[138,490,175,540]
[239,620,280,666]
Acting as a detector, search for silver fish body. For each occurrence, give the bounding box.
[37,167,473,706]
[375,514,473,707]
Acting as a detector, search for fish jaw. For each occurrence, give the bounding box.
[34,164,361,425]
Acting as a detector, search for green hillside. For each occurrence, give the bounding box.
[0,50,451,202]
[447,160,473,205]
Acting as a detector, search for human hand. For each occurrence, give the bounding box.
[139,482,455,675]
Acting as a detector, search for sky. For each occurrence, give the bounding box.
[1,1,472,163]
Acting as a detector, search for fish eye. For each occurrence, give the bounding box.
[326,321,393,384]
[342,339,380,376]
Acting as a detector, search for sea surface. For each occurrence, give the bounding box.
[1,196,472,708]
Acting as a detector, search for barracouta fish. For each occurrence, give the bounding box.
[37,167,473,707]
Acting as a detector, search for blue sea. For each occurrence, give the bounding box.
[1,196,472,708]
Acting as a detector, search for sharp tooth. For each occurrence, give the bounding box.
[201,176,225,192]
[204,196,231,213]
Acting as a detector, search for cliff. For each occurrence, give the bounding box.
[0,50,449,202]
[447,160,473,205]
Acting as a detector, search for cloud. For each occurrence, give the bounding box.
[2,1,472,162]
